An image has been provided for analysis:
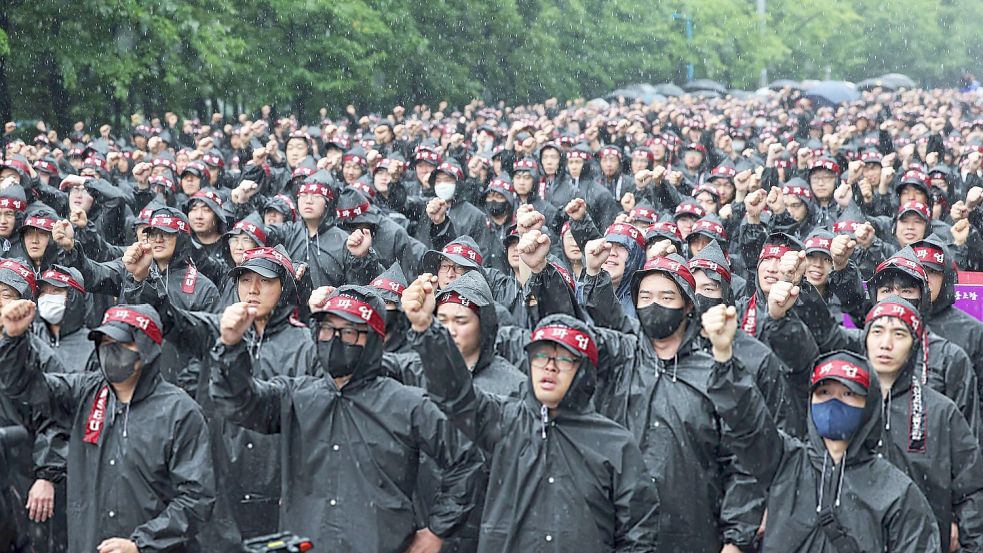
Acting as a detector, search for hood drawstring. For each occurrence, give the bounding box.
[247,330,265,360]
[672,354,678,383]
[123,403,130,439]
[540,404,548,440]
[883,390,892,431]
[834,463,846,507]
[816,453,828,513]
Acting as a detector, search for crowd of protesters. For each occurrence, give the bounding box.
[1,83,983,553]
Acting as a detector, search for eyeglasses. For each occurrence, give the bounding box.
[318,324,367,345]
[437,262,468,276]
[529,351,580,372]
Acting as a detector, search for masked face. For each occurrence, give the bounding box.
[318,339,362,378]
[98,342,141,384]
[434,173,456,200]
[37,291,67,324]
[636,273,689,339]
[811,380,865,440]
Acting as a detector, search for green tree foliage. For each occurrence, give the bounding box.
[0,0,980,127]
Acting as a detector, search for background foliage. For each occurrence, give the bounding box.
[2,0,981,128]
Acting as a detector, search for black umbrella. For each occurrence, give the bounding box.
[804,81,860,107]
[879,73,916,89]
[653,83,685,97]
[684,79,728,94]
[767,79,801,91]
[857,77,896,91]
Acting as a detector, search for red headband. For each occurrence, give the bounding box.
[370,277,406,296]
[232,220,268,245]
[437,291,481,314]
[689,258,732,283]
[898,201,930,220]
[241,247,295,277]
[343,154,366,167]
[2,158,32,175]
[531,325,599,366]
[647,221,681,240]
[322,294,385,336]
[865,301,924,339]
[783,184,813,200]
[148,214,191,234]
[642,256,696,291]
[875,255,927,281]
[630,207,657,222]
[192,190,224,208]
[0,260,37,294]
[758,244,793,263]
[337,201,371,220]
[0,196,27,212]
[567,150,592,160]
[102,307,163,345]
[552,262,576,291]
[691,219,727,239]
[599,146,621,159]
[442,243,483,264]
[810,359,870,390]
[833,220,863,234]
[297,182,335,200]
[805,236,832,252]
[912,246,944,267]
[605,223,646,249]
[674,203,705,218]
[41,269,85,294]
[24,216,57,231]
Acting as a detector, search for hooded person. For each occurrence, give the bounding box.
[801,229,867,326]
[208,285,485,553]
[705,337,941,551]
[588,223,647,318]
[215,212,269,304]
[370,157,411,216]
[550,246,766,553]
[688,240,804,436]
[914,235,983,415]
[509,157,557,221]
[33,265,93,372]
[687,214,748,299]
[242,170,383,289]
[335,186,445,280]
[0,154,39,202]
[482,174,518,238]
[0,302,216,552]
[405,276,661,552]
[594,145,636,202]
[420,236,524,324]
[15,206,62,272]
[125,244,316,545]
[862,296,983,551]
[807,156,844,228]
[833,204,894,280]
[815,246,982,440]
[770,178,819,239]
[0,184,30,257]
[547,142,621,229]
[184,188,230,274]
[368,261,413,354]
[262,193,297,226]
[734,232,821,391]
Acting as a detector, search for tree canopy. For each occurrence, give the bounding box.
[1,0,981,128]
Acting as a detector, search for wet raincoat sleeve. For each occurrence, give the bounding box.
[129,405,216,553]
[409,320,506,452]
[209,340,285,435]
[0,332,88,424]
[706,355,789,490]
[581,271,640,334]
[409,394,485,538]
[948,407,983,551]
[59,244,127,296]
[885,484,947,553]
[524,263,587,323]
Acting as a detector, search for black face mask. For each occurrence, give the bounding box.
[486,200,509,217]
[98,343,141,384]
[637,302,687,339]
[693,294,725,316]
[318,339,363,378]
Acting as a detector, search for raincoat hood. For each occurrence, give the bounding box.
[524,313,598,413]
[913,234,956,314]
[437,270,499,372]
[39,264,88,337]
[314,285,386,384]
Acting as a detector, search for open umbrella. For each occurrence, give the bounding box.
[684,79,728,94]
[767,79,801,91]
[879,73,916,89]
[856,78,896,91]
[605,88,645,102]
[653,83,685,97]
[804,80,859,107]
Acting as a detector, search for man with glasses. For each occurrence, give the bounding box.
[402,273,661,551]
[807,157,843,228]
[210,284,483,553]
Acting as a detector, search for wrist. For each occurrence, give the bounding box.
[712,346,733,364]
[410,319,431,333]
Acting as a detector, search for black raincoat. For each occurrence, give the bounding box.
[409,313,662,552]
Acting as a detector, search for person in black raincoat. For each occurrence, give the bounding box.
[0,259,68,553]
[0,301,216,552]
[913,235,983,415]
[814,246,982,439]
[420,236,524,324]
[366,261,413,354]
[402,273,661,552]
[800,229,867,326]
[701,308,941,552]
[32,265,92,373]
[0,184,30,257]
[559,234,765,552]
[209,285,484,553]
[577,222,647,318]
[862,295,983,551]
[235,171,383,289]
[16,206,62,273]
[127,244,316,546]
[688,239,804,436]
[184,188,231,279]
[547,143,620,230]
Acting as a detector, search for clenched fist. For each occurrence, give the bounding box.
[701,304,737,362]
[51,220,75,252]
[346,228,373,258]
[767,281,800,320]
[220,302,258,346]
[1,299,36,337]
[830,234,856,272]
[123,242,154,282]
[517,229,551,273]
[308,286,337,313]
[401,274,438,332]
[427,198,449,225]
[584,238,612,276]
[565,198,587,221]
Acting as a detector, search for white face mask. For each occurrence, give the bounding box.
[434,183,456,201]
[38,293,67,324]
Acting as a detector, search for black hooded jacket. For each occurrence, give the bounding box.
[209,286,484,553]
[705,353,941,552]
[409,313,661,552]
[0,321,216,552]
